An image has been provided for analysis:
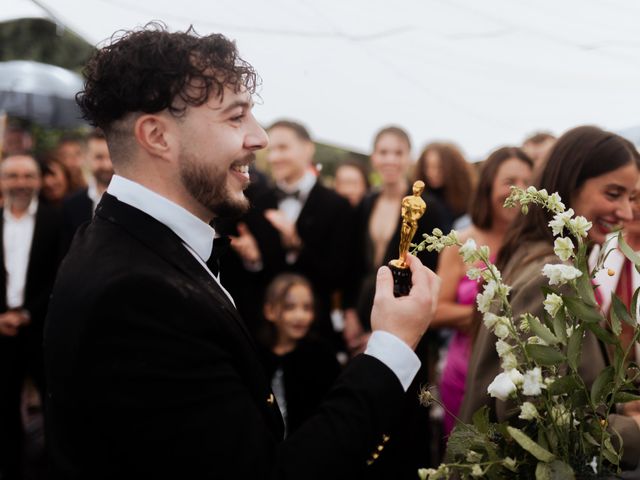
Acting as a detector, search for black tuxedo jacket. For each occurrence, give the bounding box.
[44,194,406,480]
[61,188,92,251]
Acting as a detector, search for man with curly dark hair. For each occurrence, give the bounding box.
[44,23,440,480]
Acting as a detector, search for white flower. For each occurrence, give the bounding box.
[501,352,519,371]
[459,238,479,263]
[537,189,549,201]
[483,312,499,330]
[566,325,574,337]
[527,335,548,346]
[548,208,574,236]
[568,215,592,238]
[466,267,482,281]
[553,237,575,261]
[518,401,539,420]
[488,372,517,401]
[551,404,571,427]
[507,369,524,386]
[494,321,510,340]
[522,367,544,396]
[503,457,517,471]
[465,450,483,463]
[547,192,565,213]
[495,339,512,357]
[589,456,598,474]
[470,465,484,478]
[542,264,582,286]
[527,186,537,195]
[479,245,491,260]
[418,468,437,480]
[476,281,498,314]
[544,293,564,317]
[481,264,502,283]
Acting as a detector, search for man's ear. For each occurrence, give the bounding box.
[264,304,278,322]
[133,114,175,159]
[304,141,316,163]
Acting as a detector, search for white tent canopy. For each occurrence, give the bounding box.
[4,0,640,159]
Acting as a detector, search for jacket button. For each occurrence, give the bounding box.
[267,393,275,405]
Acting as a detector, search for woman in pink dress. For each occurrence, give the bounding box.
[434,147,533,435]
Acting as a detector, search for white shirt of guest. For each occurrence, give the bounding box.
[3,198,38,309]
[107,175,419,391]
[87,177,105,213]
[276,169,317,224]
[107,175,235,306]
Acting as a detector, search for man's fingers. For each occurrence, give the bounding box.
[406,254,431,297]
[237,223,250,236]
[373,266,394,302]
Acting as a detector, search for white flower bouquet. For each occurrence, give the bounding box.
[415,187,640,479]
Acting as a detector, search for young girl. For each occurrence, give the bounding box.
[260,273,341,436]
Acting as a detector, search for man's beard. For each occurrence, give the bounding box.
[179,150,251,220]
[95,170,114,189]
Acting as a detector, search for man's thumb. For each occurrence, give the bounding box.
[373,266,394,302]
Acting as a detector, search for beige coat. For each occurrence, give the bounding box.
[458,240,640,469]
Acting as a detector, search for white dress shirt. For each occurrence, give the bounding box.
[276,169,317,224]
[107,175,420,391]
[87,177,105,213]
[3,198,38,309]
[107,175,235,306]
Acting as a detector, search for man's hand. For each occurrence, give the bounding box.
[264,209,302,250]
[229,223,262,264]
[0,310,30,336]
[370,254,440,350]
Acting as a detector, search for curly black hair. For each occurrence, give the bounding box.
[77,22,259,131]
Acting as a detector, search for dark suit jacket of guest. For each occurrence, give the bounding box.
[44,194,407,480]
[61,188,92,251]
[260,338,342,434]
[0,202,63,357]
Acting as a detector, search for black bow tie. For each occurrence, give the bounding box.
[274,187,301,202]
[206,236,231,277]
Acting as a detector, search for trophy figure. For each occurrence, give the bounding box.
[388,181,427,297]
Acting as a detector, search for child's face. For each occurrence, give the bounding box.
[268,284,314,342]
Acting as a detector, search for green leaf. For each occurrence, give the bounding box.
[548,375,581,396]
[552,309,567,345]
[575,251,598,307]
[583,432,599,447]
[591,365,615,405]
[585,322,618,345]
[529,315,560,345]
[567,328,583,372]
[472,406,490,434]
[631,287,640,322]
[618,232,640,270]
[525,344,566,366]
[536,460,575,480]
[563,296,603,324]
[603,437,620,466]
[613,391,640,403]
[611,293,634,329]
[610,294,624,336]
[507,426,555,462]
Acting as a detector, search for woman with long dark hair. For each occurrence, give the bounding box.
[459,126,640,471]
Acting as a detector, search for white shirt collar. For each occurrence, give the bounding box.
[107,175,215,261]
[276,169,316,199]
[3,197,38,222]
[87,176,103,207]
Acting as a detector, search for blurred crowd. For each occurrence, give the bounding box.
[2,118,640,478]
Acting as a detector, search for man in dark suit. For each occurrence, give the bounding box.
[0,155,62,480]
[224,120,354,347]
[62,128,114,247]
[44,26,440,479]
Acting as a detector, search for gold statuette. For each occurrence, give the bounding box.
[388,181,427,296]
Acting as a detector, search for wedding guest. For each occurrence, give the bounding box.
[522,131,556,167]
[259,273,341,436]
[460,126,640,471]
[334,159,370,207]
[0,155,63,480]
[433,147,533,435]
[45,26,440,479]
[40,155,72,206]
[232,120,354,350]
[415,142,474,229]
[55,133,87,193]
[62,129,114,246]
[345,126,450,478]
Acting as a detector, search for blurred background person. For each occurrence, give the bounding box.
[62,128,113,247]
[415,142,475,229]
[259,273,341,437]
[345,126,450,477]
[39,154,72,207]
[55,132,87,193]
[522,131,556,167]
[334,158,370,208]
[433,147,533,436]
[0,155,63,480]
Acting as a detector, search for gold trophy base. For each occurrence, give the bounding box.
[388,260,411,297]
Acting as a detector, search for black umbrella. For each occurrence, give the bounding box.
[0,60,86,128]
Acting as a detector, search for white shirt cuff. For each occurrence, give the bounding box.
[364,331,421,391]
